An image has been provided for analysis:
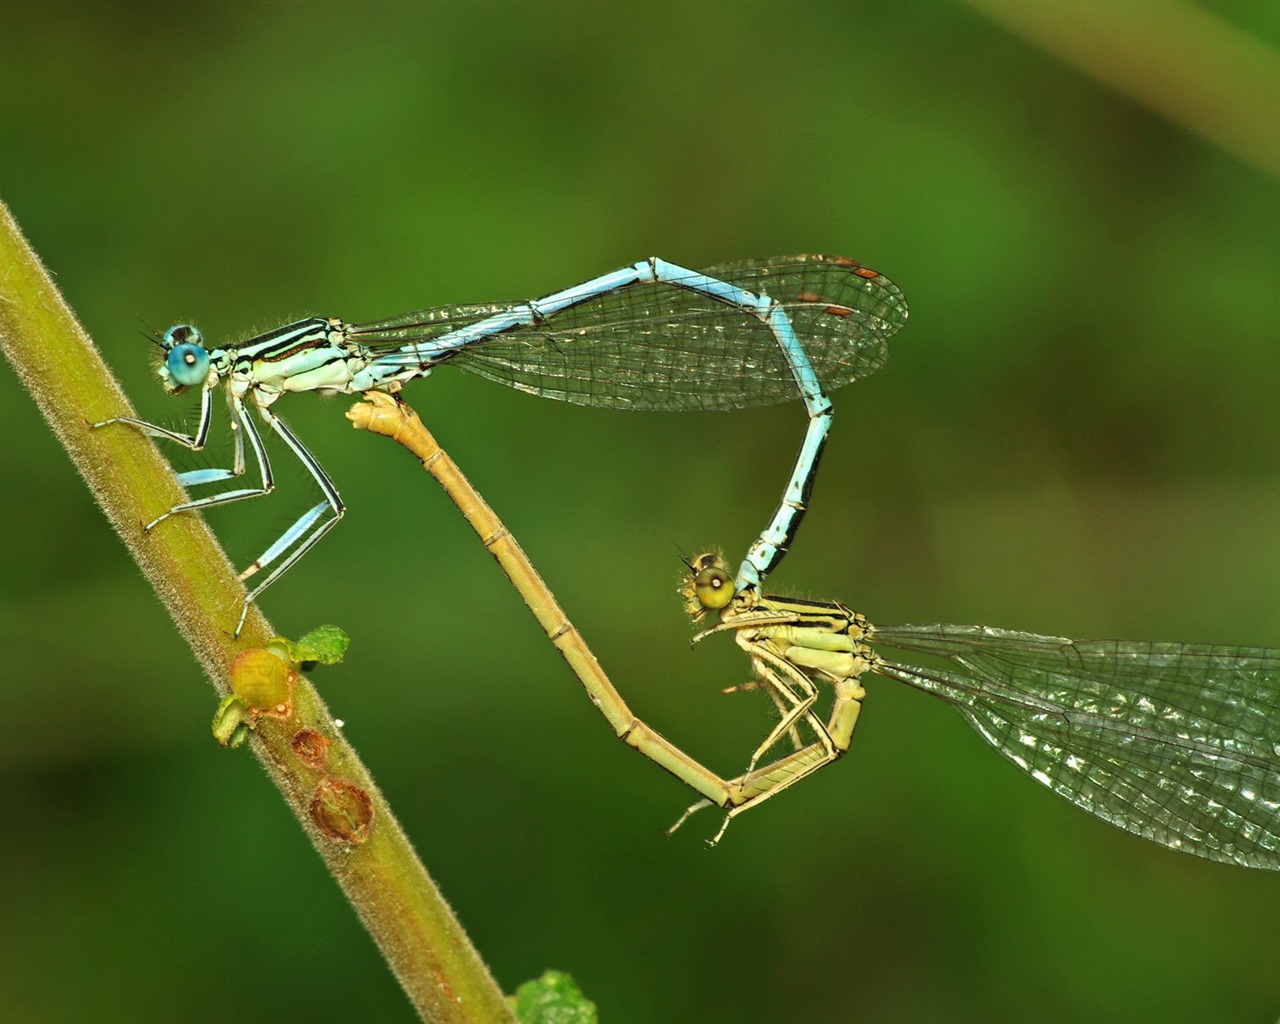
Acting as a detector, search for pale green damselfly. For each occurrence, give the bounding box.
[354,395,1280,870]
[679,553,1280,866]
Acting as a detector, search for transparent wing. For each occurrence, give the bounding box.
[347,255,908,412]
[867,623,1280,869]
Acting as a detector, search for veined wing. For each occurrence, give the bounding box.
[867,623,1280,869]
[347,255,908,413]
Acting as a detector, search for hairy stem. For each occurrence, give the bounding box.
[0,199,515,1024]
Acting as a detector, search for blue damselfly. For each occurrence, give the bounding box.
[95,256,908,633]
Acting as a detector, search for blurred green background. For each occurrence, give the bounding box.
[4,2,1280,1021]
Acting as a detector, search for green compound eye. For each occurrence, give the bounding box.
[693,563,735,610]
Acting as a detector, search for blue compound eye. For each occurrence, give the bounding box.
[164,327,210,388]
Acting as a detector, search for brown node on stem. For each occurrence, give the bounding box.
[309,778,375,845]
[291,729,332,771]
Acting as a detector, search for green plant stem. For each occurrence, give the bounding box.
[966,0,1280,184]
[0,199,515,1024]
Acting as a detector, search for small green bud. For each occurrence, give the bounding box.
[269,625,350,666]
[510,970,598,1024]
[212,694,252,748]
[230,648,295,716]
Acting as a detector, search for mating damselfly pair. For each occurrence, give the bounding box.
[100,255,1280,870]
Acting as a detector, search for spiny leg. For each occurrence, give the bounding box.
[95,384,280,535]
[140,389,275,532]
[231,404,346,635]
[95,378,343,633]
[172,391,249,490]
[666,798,713,837]
[705,677,864,846]
[91,379,216,451]
[736,650,824,778]
[666,655,830,843]
[726,676,806,753]
[671,671,865,845]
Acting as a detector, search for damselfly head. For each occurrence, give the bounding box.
[681,551,735,620]
[156,324,211,392]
